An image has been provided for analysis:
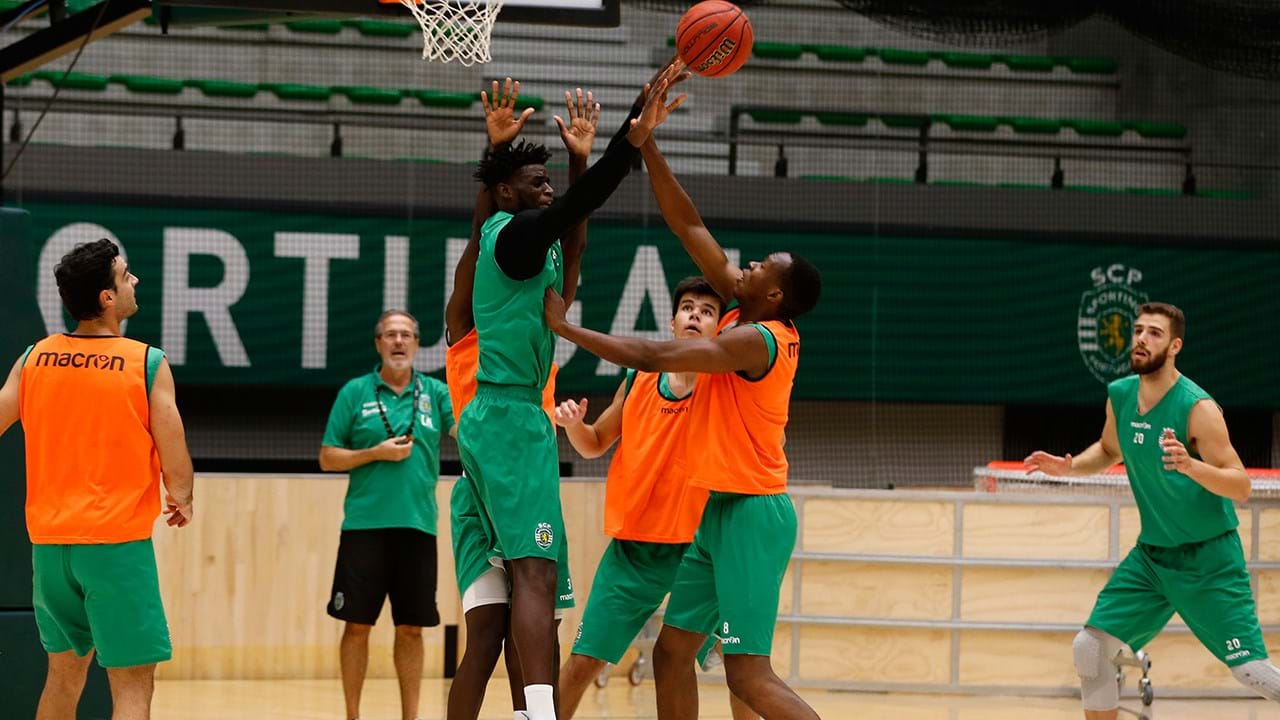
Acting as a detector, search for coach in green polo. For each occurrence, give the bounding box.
[319,309,452,720]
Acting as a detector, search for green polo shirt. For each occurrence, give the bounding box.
[322,367,454,535]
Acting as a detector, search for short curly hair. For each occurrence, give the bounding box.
[54,238,120,321]
[474,140,553,189]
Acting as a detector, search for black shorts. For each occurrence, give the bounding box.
[327,528,440,627]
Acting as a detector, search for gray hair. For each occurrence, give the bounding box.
[374,309,420,338]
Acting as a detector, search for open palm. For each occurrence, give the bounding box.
[556,88,600,161]
[482,77,535,148]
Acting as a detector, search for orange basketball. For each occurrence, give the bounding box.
[675,0,754,78]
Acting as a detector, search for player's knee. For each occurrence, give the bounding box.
[564,653,605,682]
[513,558,557,595]
[395,624,423,638]
[652,630,697,671]
[724,656,773,702]
[1073,627,1123,711]
[343,622,373,639]
[1231,660,1280,701]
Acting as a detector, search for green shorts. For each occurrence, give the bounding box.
[1088,530,1266,667]
[458,384,564,563]
[451,472,574,611]
[32,540,172,668]
[572,539,689,664]
[664,492,796,657]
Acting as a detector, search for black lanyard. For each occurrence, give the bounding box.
[374,378,420,440]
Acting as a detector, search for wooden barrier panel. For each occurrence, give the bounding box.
[963,504,1110,560]
[800,561,951,621]
[797,625,950,684]
[960,567,1110,623]
[802,499,954,556]
[958,630,1078,687]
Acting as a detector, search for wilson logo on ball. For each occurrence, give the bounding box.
[696,37,738,72]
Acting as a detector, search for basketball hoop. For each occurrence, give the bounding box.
[391,0,504,65]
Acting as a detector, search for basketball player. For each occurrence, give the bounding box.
[1025,303,1280,718]
[458,62,686,720]
[0,238,194,720]
[445,77,594,720]
[553,277,756,720]
[542,135,822,720]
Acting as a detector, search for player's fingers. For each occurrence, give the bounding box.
[563,90,574,118]
[516,107,535,128]
[576,87,585,117]
[666,93,688,113]
[554,115,566,134]
[510,79,520,108]
[591,102,601,127]
[480,91,492,115]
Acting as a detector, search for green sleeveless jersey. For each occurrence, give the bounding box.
[472,211,564,390]
[1108,374,1237,547]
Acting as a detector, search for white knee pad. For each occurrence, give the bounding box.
[1232,660,1280,701]
[1073,627,1126,711]
[462,566,510,614]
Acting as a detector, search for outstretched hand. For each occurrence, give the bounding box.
[627,62,691,147]
[555,87,601,162]
[482,77,535,148]
[544,287,568,333]
[1023,450,1072,477]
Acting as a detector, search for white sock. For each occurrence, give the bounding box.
[513,713,531,720]
[523,684,556,720]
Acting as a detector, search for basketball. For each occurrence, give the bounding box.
[675,0,754,78]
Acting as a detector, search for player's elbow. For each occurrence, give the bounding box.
[1235,477,1253,503]
[318,448,338,472]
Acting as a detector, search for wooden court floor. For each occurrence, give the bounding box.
[154,678,1280,719]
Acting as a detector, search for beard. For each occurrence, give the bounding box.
[1130,347,1168,375]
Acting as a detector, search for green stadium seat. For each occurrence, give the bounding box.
[285,19,344,34]
[33,71,108,91]
[997,182,1052,190]
[869,177,915,185]
[109,75,185,95]
[932,180,986,187]
[333,86,404,105]
[1127,121,1187,139]
[6,74,34,87]
[185,79,259,98]
[1002,117,1062,134]
[1060,57,1119,75]
[1064,119,1125,137]
[395,157,449,164]
[746,109,805,124]
[1197,189,1253,200]
[219,24,270,31]
[1000,55,1055,72]
[935,114,999,132]
[514,95,544,112]
[880,114,929,129]
[260,83,332,101]
[799,175,858,182]
[409,90,477,109]
[805,44,867,63]
[936,52,994,70]
[1126,187,1181,197]
[814,112,869,127]
[876,48,931,66]
[1065,184,1121,193]
[753,42,805,60]
[343,19,416,37]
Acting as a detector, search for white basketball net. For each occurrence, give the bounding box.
[397,0,504,65]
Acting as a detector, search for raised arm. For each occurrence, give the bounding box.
[556,87,601,306]
[1166,399,1251,502]
[445,188,493,343]
[546,288,770,377]
[0,355,22,438]
[639,138,740,303]
[555,379,625,459]
[149,358,195,527]
[1024,399,1124,477]
[494,64,689,281]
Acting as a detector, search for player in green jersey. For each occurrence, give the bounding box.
[459,62,687,720]
[1025,302,1280,718]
